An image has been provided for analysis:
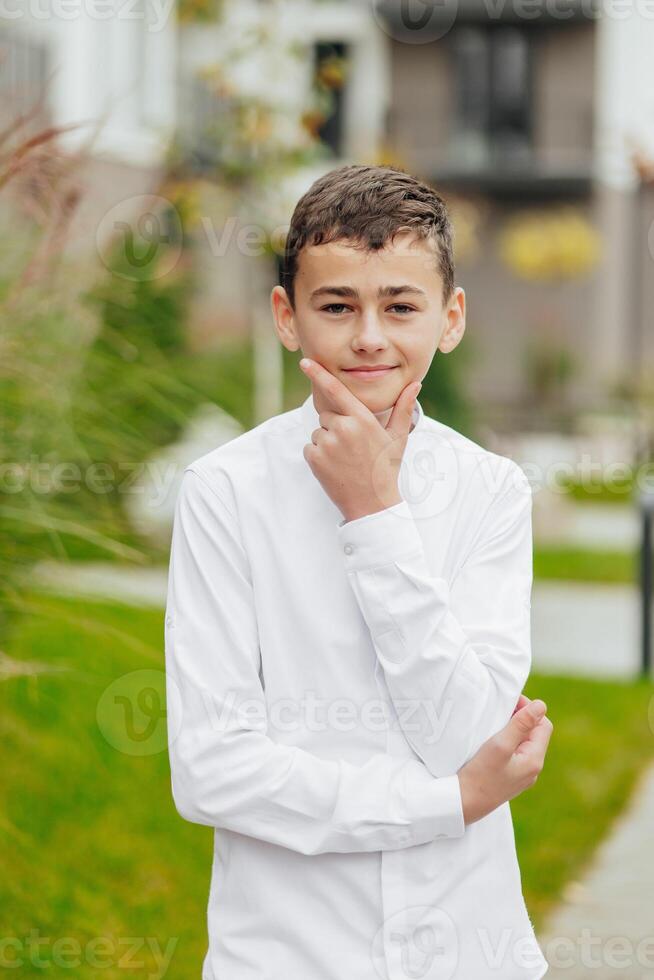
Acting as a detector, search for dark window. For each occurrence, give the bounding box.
[312,41,349,157]
[450,25,532,168]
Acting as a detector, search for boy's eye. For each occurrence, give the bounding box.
[320,303,416,314]
[321,303,351,314]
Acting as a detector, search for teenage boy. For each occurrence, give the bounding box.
[165,164,553,980]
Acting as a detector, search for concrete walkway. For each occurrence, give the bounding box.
[30,561,172,610]
[537,760,654,978]
[29,560,650,680]
[531,580,643,678]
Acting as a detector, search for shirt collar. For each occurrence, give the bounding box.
[299,392,425,443]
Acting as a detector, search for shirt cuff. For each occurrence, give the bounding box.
[407,772,466,843]
[336,499,425,571]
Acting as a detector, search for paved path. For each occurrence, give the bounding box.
[531,581,643,678]
[536,760,654,978]
[30,561,172,610]
[29,561,650,680]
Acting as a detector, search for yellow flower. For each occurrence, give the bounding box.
[498,207,601,280]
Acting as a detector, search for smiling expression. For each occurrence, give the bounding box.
[271,230,466,424]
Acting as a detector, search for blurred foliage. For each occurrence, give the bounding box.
[172,5,329,195]
[177,0,223,23]
[0,247,199,639]
[0,114,252,643]
[78,237,195,457]
[523,335,577,413]
[557,464,654,505]
[499,206,601,281]
[420,342,475,437]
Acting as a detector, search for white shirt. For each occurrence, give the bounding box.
[164,393,549,980]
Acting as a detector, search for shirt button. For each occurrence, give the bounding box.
[343,543,354,555]
[165,615,173,626]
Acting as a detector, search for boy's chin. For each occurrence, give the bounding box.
[356,394,398,418]
[339,377,402,416]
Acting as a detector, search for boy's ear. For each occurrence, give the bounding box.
[438,286,466,354]
[270,285,300,352]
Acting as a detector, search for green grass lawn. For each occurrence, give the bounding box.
[533,546,638,584]
[558,472,654,505]
[1,593,653,977]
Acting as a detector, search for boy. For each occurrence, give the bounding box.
[164,164,553,980]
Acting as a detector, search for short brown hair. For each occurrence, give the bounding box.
[281,163,455,309]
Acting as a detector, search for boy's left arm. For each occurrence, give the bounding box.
[336,461,534,778]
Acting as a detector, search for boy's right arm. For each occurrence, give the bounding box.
[164,466,549,856]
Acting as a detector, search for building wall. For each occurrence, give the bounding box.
[385,20,604,423]
[532,22,595,168]
[452,196,599,422]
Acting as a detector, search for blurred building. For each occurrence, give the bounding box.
[176,0,654,428]
[2,0,653,427]
[0,8,177,262]
[375,0,654,427]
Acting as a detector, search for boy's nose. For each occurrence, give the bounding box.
[351,316,388,349]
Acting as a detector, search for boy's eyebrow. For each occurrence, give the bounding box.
[310,284,427,301]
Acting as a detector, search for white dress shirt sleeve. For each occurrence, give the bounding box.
[335,462,533,778]
[165,465,466,856]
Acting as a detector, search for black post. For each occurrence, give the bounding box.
[640,490,654,677]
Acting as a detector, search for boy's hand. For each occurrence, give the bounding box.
[299,357,421,523]
[457,698,553,825]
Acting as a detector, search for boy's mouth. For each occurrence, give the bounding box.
[341,365,399,380]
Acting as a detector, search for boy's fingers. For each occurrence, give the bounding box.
[512,694,530,716]
[514,714,554,762]
[384,381,421,439]
[300,358,367,418]
[503,699,547,750]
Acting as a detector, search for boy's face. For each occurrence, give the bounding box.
[271,230,466,422]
